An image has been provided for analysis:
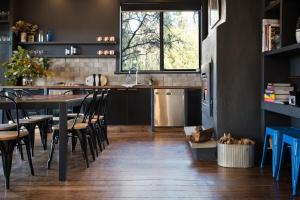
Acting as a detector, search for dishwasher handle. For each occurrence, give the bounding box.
[166,92,172,95]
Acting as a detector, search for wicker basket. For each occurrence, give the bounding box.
[217,143,255,168]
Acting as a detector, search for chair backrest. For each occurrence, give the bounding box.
[82,90,100,124]
[71,92,93,129]
[102,89,110,119]
[0,94,22,139]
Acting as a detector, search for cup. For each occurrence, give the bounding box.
[109,50,115,55]
[109,36,115,42]
[96,36,103,42]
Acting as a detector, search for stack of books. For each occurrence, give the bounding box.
[264,83,294,104]
[262,19,280,52]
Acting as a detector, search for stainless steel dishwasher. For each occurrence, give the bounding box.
[154,89,185,127]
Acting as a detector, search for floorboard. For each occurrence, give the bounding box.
[0,126,298,199]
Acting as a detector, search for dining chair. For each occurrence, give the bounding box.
[0,94,34,189]
[47,91,97,169]
[3,90,53,154]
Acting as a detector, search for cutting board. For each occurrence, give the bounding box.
[85,75,108,86]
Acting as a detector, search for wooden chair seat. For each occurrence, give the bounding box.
[52,122,88,131]
[0,130,29,141]
[0,124,17,131]
[30,115,53,120]
[16,118,44,124]
[93,115,104,120]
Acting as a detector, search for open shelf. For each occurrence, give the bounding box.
[0,20,9,24]
[262,101,300,119]
[263,43,300,57]
[265,0,280,13]
[44,55,117,58]
[17,41,117,45]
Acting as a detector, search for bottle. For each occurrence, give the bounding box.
[38,30,44,42]
[46,29,53,42]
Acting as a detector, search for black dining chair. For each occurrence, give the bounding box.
[0,94,34,189]
[47,91,97,169]
[2,90,53,155]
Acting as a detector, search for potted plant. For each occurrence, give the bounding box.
[27,24,38,42]
[12,20,38,42]
[2,46,51,86]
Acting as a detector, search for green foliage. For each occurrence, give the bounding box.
[121,11,199,71]
[2,46,51,85]
[11,20,39,34]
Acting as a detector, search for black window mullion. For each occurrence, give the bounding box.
[160,12,164,72]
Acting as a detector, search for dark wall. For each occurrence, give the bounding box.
[13,0,201,42]
[202,0,262,141]
[14,0,120,42]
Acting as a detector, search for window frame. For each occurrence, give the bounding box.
[119,9,201,74]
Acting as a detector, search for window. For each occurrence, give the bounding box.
[121,11,200,72]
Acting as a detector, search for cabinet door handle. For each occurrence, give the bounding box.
[128,89,138,91]
[117,89,127,91]
[166,92,172,95]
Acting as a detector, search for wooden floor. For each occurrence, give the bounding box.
[0,126,298,199]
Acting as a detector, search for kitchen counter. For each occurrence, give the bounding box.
[0,85,202,90]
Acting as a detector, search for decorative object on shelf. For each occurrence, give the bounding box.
[98,74,102,86]
[109,36,115,42]
[208,0,220,29]
[38,30,44,42]
[296,17,300,43]
[289,91,300,106]
[93,74,96,86]
[104,36,109,42]
[12,20,38,42]
[46,29,53,42]
[109,50,115,55]
[96,36,103,42]
[1,46,52,85]
[0,11,9,20]
[86,75,108,86]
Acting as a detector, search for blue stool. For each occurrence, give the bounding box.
[260,127,288,177]
[276,128,300,196]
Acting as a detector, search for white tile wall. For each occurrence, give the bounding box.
[46,58,201,86]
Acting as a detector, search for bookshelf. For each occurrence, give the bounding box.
[262,0,300,133]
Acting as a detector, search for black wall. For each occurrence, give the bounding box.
[202,0,262,141]
[13,0,201,42]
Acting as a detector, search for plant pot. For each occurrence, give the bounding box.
[16,77,23,86]
[27,34,35,43]
[20,32,27,42]
[296,29,300,43]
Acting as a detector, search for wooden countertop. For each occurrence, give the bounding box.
[0,85,202,90]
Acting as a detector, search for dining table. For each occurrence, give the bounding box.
[0,94,89,181]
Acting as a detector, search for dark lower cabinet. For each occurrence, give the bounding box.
[127,88,151,125]
[107,89,128,125]
[185,89,202,126]
[107,88,151,125]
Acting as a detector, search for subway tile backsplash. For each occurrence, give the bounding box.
[46,58,201,86]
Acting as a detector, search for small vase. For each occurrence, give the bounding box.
[16,77,23,86]
[20,32,27,43]
[27,34,35,42]
[296,29,300,43]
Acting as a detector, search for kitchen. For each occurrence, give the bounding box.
[0,0,298,199]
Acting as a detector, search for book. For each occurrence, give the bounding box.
[262,19,280,52]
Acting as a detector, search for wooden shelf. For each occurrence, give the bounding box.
[265,0,280,13]
[44,55,116,58]
[17,41,117,45]
[262,101,300,119]
[0,20,9,24]
[263,43,300,57]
